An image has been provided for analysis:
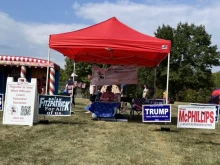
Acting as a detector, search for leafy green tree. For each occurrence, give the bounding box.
[60,58,91,83]
[60,58,105,89]
[212,71,220,89]
[136,67,155,98]
[155,23,220,101]
[59,68,68,82]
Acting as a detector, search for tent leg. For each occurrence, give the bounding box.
[166,53,170,104]
[153,67,157,99]
[71,61,76,112]
[161,53,170,131]
[45,48,51,94]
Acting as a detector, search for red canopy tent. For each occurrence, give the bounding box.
[47,17,171,103]
[49,17,171,67]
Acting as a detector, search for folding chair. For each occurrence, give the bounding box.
[119,96,132,113]
[130,98,148,119]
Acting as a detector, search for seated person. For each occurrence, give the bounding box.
[100,86,116,102]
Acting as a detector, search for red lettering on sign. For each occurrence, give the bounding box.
[179,110,185,122]
[210,111,214,123]
[179,110,214,123]
[187,111,191,122]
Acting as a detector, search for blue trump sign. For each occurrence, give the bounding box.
[0,94,3,111]
[190,103,219,123]
[142,104,171,122]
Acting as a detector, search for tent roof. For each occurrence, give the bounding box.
[49,17,171,67]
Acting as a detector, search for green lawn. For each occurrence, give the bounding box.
[0,99,220,165]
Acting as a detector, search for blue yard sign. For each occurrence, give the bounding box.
[190,103,219,123]
[142,104,171,122]
[38,95,71,116]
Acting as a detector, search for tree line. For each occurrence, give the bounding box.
[60,22,220,103]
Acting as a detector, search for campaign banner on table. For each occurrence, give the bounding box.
[92,65,138,85]
[0,94,3,111]
[177,105,216,129]
[148,99,166,105]
[190,103,219,123]
[38,95,71,116]
[142,104,171,122]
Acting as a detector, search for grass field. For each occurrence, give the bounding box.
[0,99,220,165]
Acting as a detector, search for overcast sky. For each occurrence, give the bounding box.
[0,0,220,72]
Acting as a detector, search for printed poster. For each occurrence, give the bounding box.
[177,105,215,129]
[190,103,219,123]
[38,95,71,116]
[92,65,138,85]
[3,81,36,126]
[142,104,171,122]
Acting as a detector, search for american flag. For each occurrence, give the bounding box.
[77,82,82,88]
[132,98,148,111]
[82,83,86,89]
[162,45,168,49]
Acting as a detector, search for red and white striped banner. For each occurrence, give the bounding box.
[49,68,55,95]
[0,55,55,68]
[20,66,26,78]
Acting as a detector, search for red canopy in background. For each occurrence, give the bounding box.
[49,17,171,67]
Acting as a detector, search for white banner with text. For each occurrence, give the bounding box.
[3,77,37,126]
[91,65,138,85]
[177,105,216,129]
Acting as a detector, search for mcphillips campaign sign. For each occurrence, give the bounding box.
[190,103,219,123]
[177,105,215,129]
[38,95,71,116]
[142,104,171,122]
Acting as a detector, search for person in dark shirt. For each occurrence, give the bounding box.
[65,76,78,109]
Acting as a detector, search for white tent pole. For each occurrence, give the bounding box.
[166,53,170,104]
[154,67,157,99]
[45,48,51,94]
[71,61,76,104]
[72,61,76,85]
